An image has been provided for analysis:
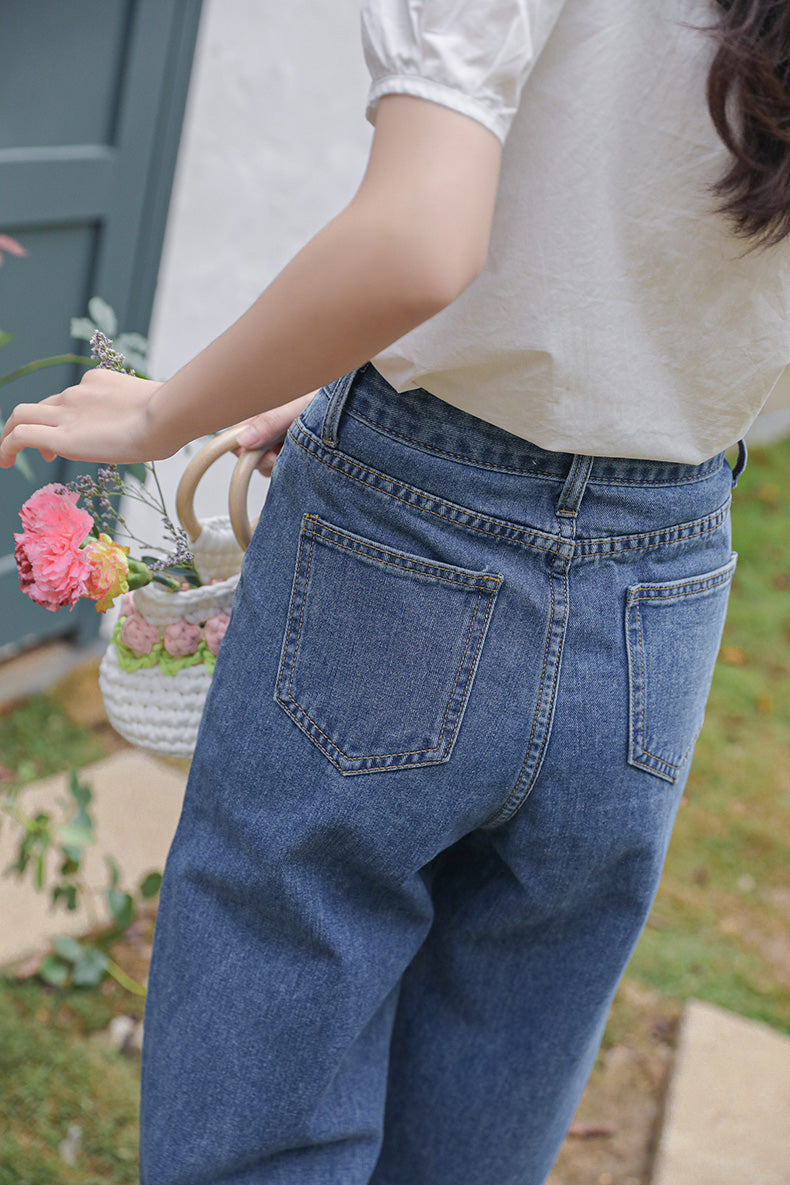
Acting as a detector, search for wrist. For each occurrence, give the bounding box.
[144,380,189,459]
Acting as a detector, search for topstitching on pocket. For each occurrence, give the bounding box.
[625,553,737,783]
[275,515,502,775]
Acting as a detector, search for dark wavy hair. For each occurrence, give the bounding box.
[707,0,790,247]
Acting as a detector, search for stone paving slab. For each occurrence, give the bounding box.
[0,640,105,709]
[652,998,790,1185]
[0,751,187,966]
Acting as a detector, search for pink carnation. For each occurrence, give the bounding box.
[163,618,202,658]
[14,484,95,612]
[204,611,230,656]
[19,483,92,538]
[120,612,160,655]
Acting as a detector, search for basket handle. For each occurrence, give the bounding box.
[175,426,265,552]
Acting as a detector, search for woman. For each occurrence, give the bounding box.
[2,2,788,1182]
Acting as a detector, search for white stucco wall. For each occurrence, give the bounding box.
[118,0,372,576]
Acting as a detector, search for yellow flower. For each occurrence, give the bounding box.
[84,533,130,613]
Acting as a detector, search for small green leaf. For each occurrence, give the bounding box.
[69,771,93,808]
[53,934,84,964]
[105,855,120,889]
[115,332,149,371]
[52,884,78,911]
[106,887,134,932]
[69,316,96,342]
[39,955,70,987]
[115,331,148,354]
[72,946,109,987]
[139,871,162,899]
[159,564,201,587]
[0,329,13,348]
[122,462,149,485]
[56,821,94,849]
[34,852,45,890]
[87,296,117,337]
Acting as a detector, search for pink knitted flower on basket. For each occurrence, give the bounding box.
[163,618,203,658]
[14,484,94,611]
[204,611,230,656]
[120,612,161,656]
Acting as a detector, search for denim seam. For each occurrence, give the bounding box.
[286,522,318,707]
[304,518,502,591]
[291,424,731,560]
[277,516,500,767]
[278,515,312,707]
[483,569,559,828]
[344,408,725,487]
[627,567,735,601]
[290,425,555,554]
[574,502,731,558]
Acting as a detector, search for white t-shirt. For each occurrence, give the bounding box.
[362,0,790,463]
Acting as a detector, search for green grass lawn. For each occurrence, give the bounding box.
[0,980,139,1185]
[0,434,788,1181]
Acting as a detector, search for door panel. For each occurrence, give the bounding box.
[0,0,203,655]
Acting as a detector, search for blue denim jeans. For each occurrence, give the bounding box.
[140,364,737,1185]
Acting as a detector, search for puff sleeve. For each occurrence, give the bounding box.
[361,0,568,144]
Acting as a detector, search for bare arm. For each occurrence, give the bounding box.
[0,95,501,468]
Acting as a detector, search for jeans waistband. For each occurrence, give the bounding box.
[321,364,730,489]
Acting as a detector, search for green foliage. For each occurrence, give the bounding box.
[69,297,149,374]
[1,770,160,995]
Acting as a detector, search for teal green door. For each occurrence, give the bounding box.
[0,0,202,654]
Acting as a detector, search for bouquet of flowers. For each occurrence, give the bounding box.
[5,307,253,756]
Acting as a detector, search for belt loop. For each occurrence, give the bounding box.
[730,438,748,488]
[556,454,594,518]
[320,368,360,449]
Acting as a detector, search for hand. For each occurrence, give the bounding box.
[232,391,316,476]
[0,369,169,468]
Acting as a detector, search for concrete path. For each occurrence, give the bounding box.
[0,751,186,966]
[651,998,790,1185]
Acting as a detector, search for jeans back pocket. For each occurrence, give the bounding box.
[625,554,737,783]
[276,515,502,775]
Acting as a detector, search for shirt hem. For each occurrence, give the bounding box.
[366,76,507,144]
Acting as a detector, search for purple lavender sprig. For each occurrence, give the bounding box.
[91,329,135,375]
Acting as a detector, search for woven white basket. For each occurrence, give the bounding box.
[98,428,263,759]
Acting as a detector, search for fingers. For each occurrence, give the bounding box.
[255,445,282,477]
[1,402,61,432]
[0,422,60,468]
[0,404,60,467]
[234,391,317,451]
